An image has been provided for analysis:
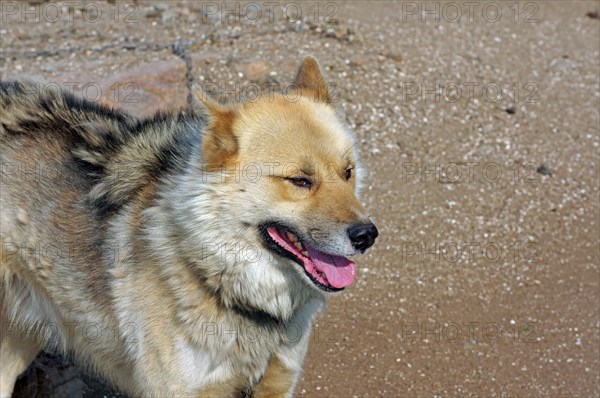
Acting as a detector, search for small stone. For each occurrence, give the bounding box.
[550,58,578,72]
[162,10,179,24]
[144,8,161,18]
[536,164,552,176]
[154,3,170,12]
[335,27,350,39]
[586,11,599,19]
[324,27,337,38]
[388,53,402,62]
[347,57,369,68]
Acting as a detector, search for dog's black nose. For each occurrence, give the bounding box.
[347,222,379,252]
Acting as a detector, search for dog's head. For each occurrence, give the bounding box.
[180,57,378,319]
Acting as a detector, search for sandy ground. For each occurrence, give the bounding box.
[1,1,599,397]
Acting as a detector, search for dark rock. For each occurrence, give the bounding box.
[586,11,599,19]
[536,164,552,176]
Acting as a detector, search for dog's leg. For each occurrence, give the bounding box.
[196,383,246,398]
[252,300,322,398]
[0,318,41,397]
[0,243,42,397]
[251,356,297,398]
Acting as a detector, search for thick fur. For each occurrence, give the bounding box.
[0,57,375,397]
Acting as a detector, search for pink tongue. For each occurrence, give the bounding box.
[266,227,356,289]
[305,246,355,289]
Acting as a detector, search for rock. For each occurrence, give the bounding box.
[550,57,578,72]
[144,7,161,18]
[154,3,170,12]
[386,53,402,62]
[586,11,599,19]
[162,10,179,24]
[378,51,402,62]
[324,27,337,38]
[321,24,359,41]
[10,57,190,117]
[347,57,369,68]
[144,3,169,19]
[536,164,552,176]
[335,27,351,39]
[94,58,188,117]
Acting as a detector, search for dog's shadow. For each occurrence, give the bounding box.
[13,351,128,398]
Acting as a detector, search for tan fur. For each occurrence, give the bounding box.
[197,95,239,172]
[0,323,41,397]
[252,357,296,398]
[290,56,332,103]
[0,57,377,397]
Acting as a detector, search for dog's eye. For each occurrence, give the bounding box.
[345,168,353,180]
[287,177,313,188]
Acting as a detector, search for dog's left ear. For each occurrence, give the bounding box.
[192,86,239,171]
[291,56,332,103]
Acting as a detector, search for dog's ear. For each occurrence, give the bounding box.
[193,86,238,171]
[291,56,332,103]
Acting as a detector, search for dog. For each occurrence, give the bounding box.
[0,57,378,397]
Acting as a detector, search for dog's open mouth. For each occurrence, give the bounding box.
[261,225,355,292]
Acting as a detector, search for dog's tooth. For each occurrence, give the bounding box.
[286,231,298,243]
[294,241,303,251]
[301,250,309,257]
